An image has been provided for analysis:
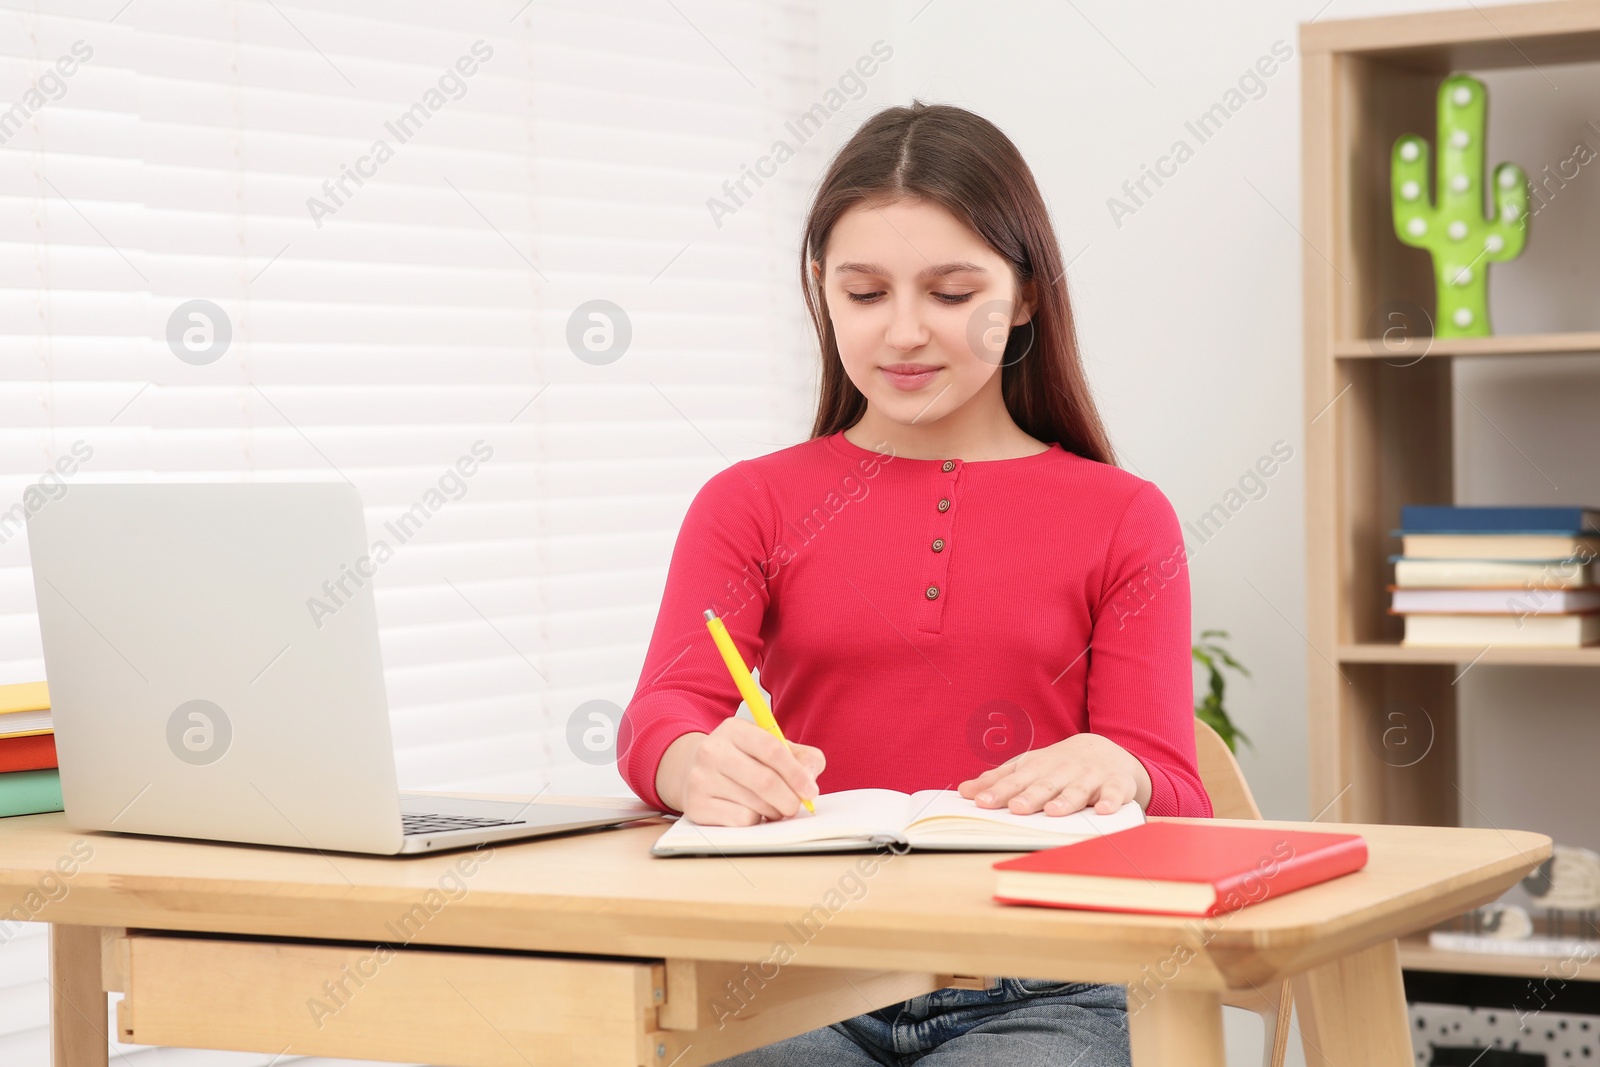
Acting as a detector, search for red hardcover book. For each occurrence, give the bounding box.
[0,732,57,773]
[992,822,1368,918]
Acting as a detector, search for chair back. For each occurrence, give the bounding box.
[1193,718,1262,820]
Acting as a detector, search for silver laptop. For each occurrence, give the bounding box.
[25,483,658,855]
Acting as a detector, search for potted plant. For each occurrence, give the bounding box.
[1193,628,1251,754]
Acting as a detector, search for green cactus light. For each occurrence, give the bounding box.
[1390,74,1528,338]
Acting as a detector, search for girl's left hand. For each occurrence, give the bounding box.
[957,733,1153,816]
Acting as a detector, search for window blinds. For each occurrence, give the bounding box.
[0,0,822,1061]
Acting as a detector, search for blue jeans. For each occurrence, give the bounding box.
[708,978,1131,1066]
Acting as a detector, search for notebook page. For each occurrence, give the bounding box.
[652,789,910,854]
[906,790,1145,840]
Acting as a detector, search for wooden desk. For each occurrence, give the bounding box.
[0,797,1547,1067]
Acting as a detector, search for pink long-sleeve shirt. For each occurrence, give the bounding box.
[618,430,1211,819]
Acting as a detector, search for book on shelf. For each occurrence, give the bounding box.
[1390,587,1600,615]
[1402,612,1600,648]
[991,822,1368,918]
[1391,557,1599,589]
[1401,505,1600,535]
[1399,533,1600,560]
[650,789,1145,856]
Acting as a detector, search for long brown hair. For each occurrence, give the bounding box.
[802,101,1115,466]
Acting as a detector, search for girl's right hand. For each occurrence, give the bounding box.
[657,718,825,826]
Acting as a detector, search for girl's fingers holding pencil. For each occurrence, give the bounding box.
[787,742,826,780]
[726,740,821,819]
[706,772,788,821]
[720,756,805,818]
[681,743,786,823]
[676,718,820,824]
[727,720,821,804]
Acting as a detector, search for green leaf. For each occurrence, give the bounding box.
[1212,648,1252,677]
[1192,630,1253,755]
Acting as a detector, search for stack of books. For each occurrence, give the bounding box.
[1392,505,1600,648]
[0,681,63,817]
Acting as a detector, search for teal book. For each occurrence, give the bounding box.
[0,768,63,817]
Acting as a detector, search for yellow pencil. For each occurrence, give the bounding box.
[702,609,815,813]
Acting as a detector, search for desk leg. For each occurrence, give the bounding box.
[1127,987,1226,1067]
[1292,937,1412,1067]
[50,925,108,1067]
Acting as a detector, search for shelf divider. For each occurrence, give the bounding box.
[1398,933,1600,980]
[1334,331,1600,359]
[1339,642,1600,668]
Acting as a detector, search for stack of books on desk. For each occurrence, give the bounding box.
[0,682,62,817]
[1392,505,1600,648]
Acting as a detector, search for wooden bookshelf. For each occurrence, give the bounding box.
[1399,934,1600,981]
[1339,643,1600,668]
[1300,0,1600,987]
[1333,331,1600,359]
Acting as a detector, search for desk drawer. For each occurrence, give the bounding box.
[110,933,665,1067]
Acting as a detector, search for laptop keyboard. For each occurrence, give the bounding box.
[401,812,527,837]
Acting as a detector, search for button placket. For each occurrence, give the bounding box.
[918,459,961,633]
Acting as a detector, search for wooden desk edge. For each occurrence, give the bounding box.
[11,813,1553,993]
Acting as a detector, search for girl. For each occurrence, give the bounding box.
[618,101,1210,1067]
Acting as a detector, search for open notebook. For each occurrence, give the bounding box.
[650,788,1146,856]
